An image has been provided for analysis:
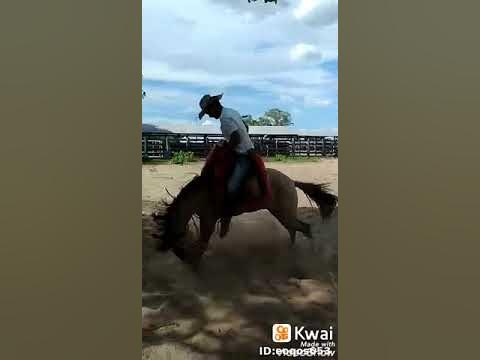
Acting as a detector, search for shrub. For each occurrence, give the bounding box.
[273,154,288,162]
[171,151,195,165]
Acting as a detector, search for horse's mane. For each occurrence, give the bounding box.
[152,175,206,251]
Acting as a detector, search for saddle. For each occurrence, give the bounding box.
[201,143,273,214]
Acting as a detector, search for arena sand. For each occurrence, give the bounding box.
[142,159,338,360]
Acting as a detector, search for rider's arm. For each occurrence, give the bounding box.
[229,130,241,148]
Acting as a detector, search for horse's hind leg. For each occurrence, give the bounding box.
[270,211,310,278]
[289,219,312,242]
[296,219,312,238]
[270,210,311,246]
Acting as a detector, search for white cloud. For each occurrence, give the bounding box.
[289,43,321,61]
[201,119,215,126]
[294,0,319,18]
[143,0,337,126]
[293,0,338,27]
[141,87,201,112]
[279,94,295,103]
[208,0,290,19]
[143,0,337,80]
[143,60,337,107]
[304,96,333,107]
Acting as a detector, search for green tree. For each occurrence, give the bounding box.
[242,109,293,126]
[259,108,293,126]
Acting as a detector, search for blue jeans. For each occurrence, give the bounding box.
[225,154,252,211]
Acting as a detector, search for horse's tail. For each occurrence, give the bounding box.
[294,181,338,219]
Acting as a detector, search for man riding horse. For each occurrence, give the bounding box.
[198,93,265,237]
[152,94,336,266]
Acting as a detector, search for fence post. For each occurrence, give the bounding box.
[165,135,170,159]
[306,137,310,157]
[142,135,148,159]
[322,137,326,156]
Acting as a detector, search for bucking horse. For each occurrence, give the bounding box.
[152,143,338,267]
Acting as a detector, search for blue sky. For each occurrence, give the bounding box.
[142,0,338,135]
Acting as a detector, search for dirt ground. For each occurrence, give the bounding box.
[142,159,338,360]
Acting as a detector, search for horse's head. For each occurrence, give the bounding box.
[152,176,207,255]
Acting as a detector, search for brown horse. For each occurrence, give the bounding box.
[152,162,338,266]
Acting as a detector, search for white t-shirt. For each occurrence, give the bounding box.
[219,107,254,154]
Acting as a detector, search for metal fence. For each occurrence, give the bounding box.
[142,132,338,159]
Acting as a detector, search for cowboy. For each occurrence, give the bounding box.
[198,93,257,236]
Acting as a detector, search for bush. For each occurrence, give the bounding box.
[273,154,288,162]
[171,151,195,165]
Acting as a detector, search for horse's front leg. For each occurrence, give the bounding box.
[200,214,217,253]
[190,213,218,266]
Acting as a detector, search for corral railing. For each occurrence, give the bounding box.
[142,132,338,159]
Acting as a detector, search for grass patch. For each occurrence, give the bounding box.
[272,154,288,162]
[170,151,196,165]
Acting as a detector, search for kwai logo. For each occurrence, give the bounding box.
[272,324,291,343]
[272,324,334,343]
